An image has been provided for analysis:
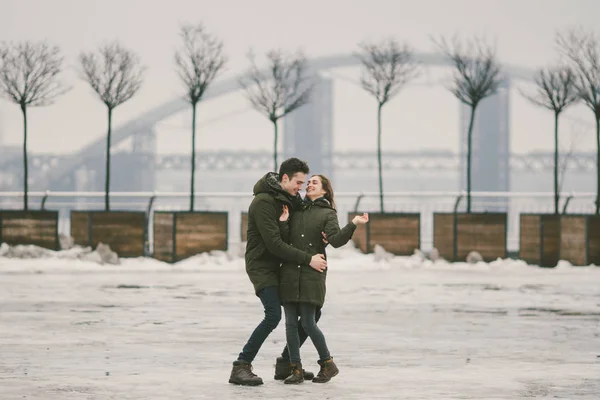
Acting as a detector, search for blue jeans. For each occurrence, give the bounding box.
[282,305,321,360]
[284,302,330,363]
[237,286,322,363]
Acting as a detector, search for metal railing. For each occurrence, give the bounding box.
[0,190,597,252]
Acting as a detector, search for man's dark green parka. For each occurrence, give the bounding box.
[244,172,312,295]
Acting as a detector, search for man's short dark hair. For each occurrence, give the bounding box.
[278,157,309,181]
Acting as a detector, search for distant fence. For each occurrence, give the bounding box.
[0,190,597,252]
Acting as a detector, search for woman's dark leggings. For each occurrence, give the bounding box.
[283,302,331,364]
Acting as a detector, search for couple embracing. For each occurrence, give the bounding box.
[229,157,369,385]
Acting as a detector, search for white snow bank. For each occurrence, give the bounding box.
[1,240,598,274]
[0,242,119,264]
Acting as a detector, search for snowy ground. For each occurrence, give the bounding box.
[1,243,599,399]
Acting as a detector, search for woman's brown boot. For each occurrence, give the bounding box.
[284,363,305,384]
[312,357,339,383]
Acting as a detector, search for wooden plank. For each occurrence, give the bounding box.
[456,213,506,262]
[70,211,90,247]
[519,214,560,267]
[347,212,367,253]
[433,213,455,260]
[519,214,541,265]
[588,216,600,265]
[540,214,560,268]
[153,212,174,262]
[175,212,228,261]
[560,215,587,266]
[88,212,146,257]
[367,213,420,255]
[0,211,59,250]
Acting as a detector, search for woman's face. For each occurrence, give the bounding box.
[306,175,326,199]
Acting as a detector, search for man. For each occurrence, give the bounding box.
[229,158,328,386]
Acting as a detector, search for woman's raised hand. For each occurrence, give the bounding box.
[352,212,369,225]
[280,205,290,222]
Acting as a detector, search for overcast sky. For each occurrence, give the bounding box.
[0,0,599,156]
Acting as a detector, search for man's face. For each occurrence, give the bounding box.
[281,172,306,196]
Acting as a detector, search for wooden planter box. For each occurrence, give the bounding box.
[433,213,507,262]
[70,211,146,257]
[519,214,561,268]
[347,212,420,255]
[153,211,228,263]
[559,215,600,266]
[0,210,59,250]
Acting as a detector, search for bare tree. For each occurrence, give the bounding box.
[521,65,579,214]
[79,42,144,211]
[175,23,226,211]
[557,28,600,214]
[356,39,419,213]
[0,41,68,210]
[239,49,313,171]
[434,35,502,213]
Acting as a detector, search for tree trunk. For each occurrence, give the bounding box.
[273,119,279,172]
[466,105,476,213]
[21,104,28,211]
[596,114,600,214]
[377,103,384,213]
[554,111,560,215]
[105,107,113,211]
[190,102,197,212]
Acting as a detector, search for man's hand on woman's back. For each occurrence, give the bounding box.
[309,254,327,273]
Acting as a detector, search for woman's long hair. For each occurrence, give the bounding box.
[313,174,336,210]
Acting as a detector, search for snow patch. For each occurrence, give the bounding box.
[1,240,598,273]
[466,251,484,264]
[0,242,119,265]
[429,247,441,261]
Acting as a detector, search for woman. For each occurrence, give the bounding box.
[278,174,369,384]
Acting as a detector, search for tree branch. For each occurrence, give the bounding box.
[0,41,68,107]
[521,64,579,114]
[175,23,227,105]
[355,38,419,106]
[557,28,600,116]
[79,41,145,110]
[433,35,502,107]
[239,48,313,122]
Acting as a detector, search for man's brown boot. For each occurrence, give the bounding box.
[274,357,314,380]
[284,363,304,384]
[312,357,339,383]
[229,360,263,386]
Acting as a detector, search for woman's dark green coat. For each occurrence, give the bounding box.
[279,197,356,307]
